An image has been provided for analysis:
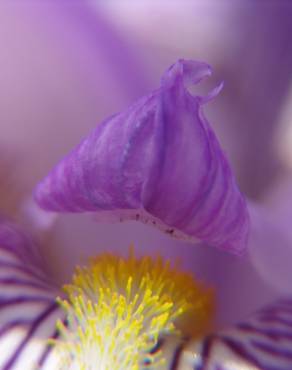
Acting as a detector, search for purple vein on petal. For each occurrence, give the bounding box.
[2,302,59,370]
[37,318,68,368]
[237,322,292,341]
[35,59,249,254]
[0,260,53,287]
[0,277,55,291]
[0,219,63,369]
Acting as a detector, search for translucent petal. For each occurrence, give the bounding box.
[248,201,292,294]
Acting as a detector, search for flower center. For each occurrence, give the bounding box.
[54,248,214,369]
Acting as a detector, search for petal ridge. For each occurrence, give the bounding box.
[35,59,249,253]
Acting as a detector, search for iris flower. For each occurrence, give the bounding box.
[1,2,292,370]
[0,59,291,369]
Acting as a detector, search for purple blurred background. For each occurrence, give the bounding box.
[0,1,292,328]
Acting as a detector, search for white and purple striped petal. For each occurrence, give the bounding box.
[178,297,292,369]
[0,219,64,369]
[35,59,249,254]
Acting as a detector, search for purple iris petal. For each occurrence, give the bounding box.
[35,59,249,254]
[0,219,64,369]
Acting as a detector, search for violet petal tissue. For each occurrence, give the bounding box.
[35,59,249,254]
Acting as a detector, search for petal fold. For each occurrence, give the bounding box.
[35,59,249,253]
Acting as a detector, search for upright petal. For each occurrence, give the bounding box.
[35,59,249,254]
[0,219,64,369]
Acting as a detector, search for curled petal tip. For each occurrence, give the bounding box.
[199,80,224,104]
[161,59,212,88]
[35,59,249,253]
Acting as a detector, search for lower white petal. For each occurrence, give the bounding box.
[0,220,64,369]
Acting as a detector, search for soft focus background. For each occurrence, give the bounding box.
[0,0,292,328]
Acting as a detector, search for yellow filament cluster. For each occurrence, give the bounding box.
[55,248,214,369]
